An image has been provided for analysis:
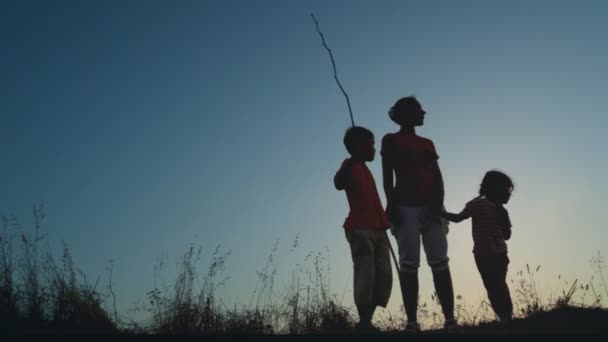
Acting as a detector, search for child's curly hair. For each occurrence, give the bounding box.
[479,170,514,198]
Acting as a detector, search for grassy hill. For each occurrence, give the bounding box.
[2,206,607,336]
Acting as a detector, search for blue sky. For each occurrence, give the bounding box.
[1,0,607,323]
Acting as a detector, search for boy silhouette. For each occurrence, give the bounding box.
[334,126,392,332]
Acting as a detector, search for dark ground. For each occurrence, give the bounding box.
[3,306,608,342]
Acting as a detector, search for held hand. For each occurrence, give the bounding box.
[429,200,444,214]
[429,205,441,217]
[421,204,443,224]
[386,203,402,226]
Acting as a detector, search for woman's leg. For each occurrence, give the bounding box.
[422,215,454,321]
[393,207,423,324]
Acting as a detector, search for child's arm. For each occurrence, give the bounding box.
[502,226,512,240]
[498,207,512,240]
[440,209,470,223]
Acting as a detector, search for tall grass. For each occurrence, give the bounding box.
[0,204,116,334]
[1,205,607,335]
[140,238,354,334]
[144,244,232,334]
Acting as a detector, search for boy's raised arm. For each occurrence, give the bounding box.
[334,159,352,191]
[334,171,346,190]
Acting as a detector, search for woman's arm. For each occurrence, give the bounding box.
[382,156,394,206]
[430,160,445,213]
[382,154,402,224]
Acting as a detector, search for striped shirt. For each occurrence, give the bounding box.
[462,197,511,255]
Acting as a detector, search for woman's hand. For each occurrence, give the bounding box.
[386,203,402,226]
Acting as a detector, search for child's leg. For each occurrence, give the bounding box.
[474,254,510,321]
[372,230,393,309]
[345,229,376,325]
[496,254,513,321]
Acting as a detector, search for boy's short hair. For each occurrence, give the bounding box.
[343,126,373,155]
[389,96,420,125]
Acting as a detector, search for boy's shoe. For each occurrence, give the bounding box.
[444,318,459,332]
[404,322,420,334]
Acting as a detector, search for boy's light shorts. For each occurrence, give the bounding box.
[344,229,393,308]
[390,206,450,272]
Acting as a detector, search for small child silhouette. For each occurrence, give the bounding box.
[334,126,392,332]
[441,170,514,322]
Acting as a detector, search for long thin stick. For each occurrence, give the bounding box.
[385,231,400,273]
[310,13,355,127]
[311,13,400,274]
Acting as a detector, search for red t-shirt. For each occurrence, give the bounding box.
[381,132,439,206]
[335,159,390,230]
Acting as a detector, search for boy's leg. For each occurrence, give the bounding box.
[356,305,374,328]
[372,231,393,309]
[393,207,422,325]
[345,229,376,326]
[422,216,454,322]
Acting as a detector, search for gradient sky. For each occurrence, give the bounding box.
[1,0,607,324]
